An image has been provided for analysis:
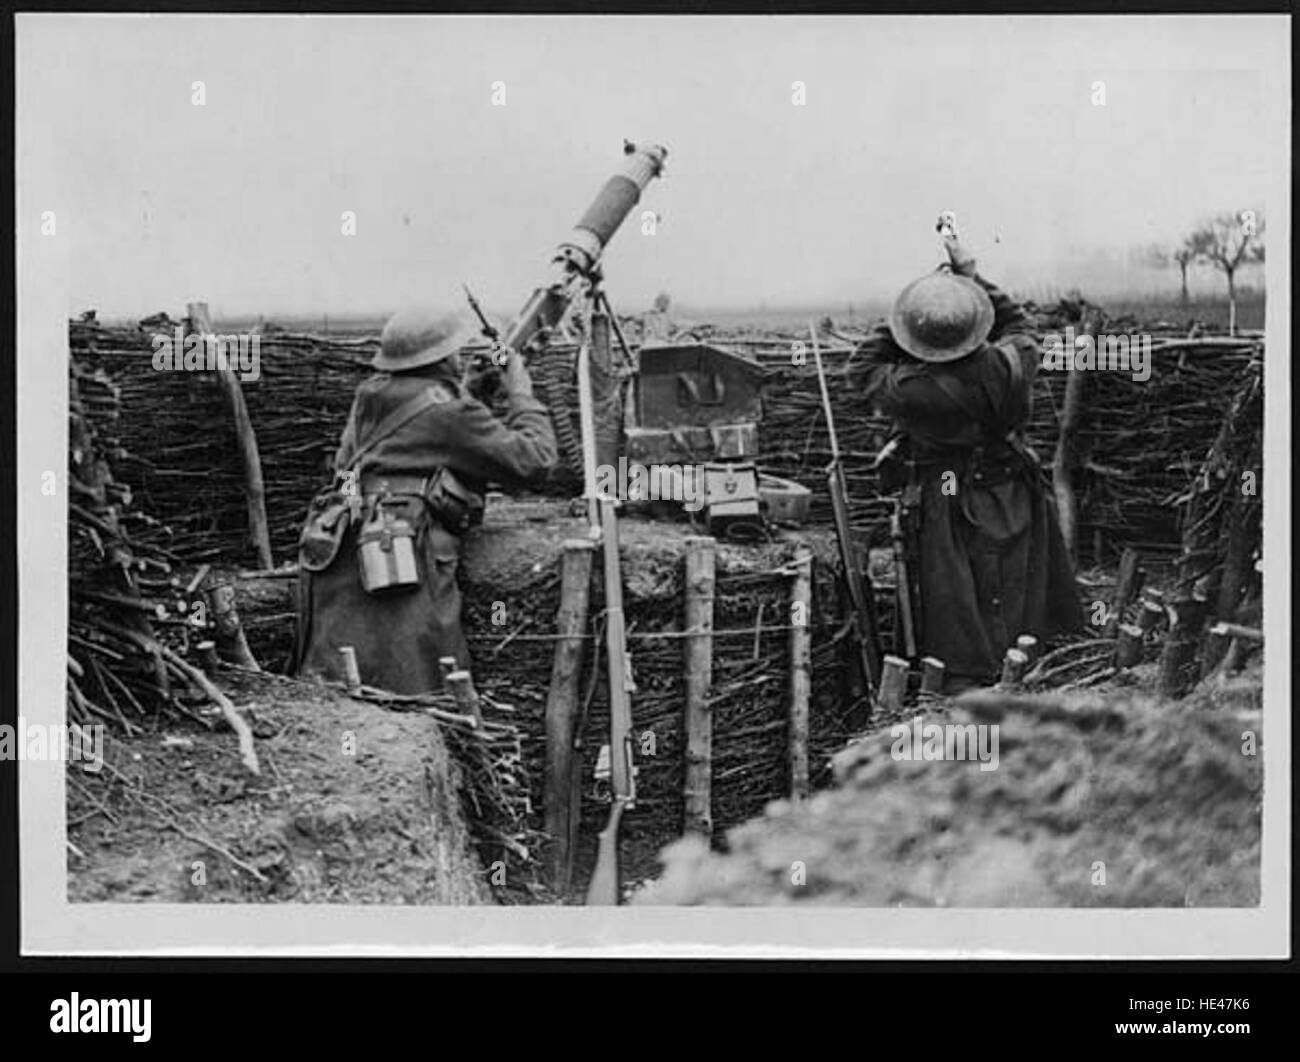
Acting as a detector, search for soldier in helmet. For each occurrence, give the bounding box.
[293,305,557,694]
[853,226,1084,689]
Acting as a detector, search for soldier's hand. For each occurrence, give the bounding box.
[502,350,534,398]
[465,359,503,403]
[943,235,977,277]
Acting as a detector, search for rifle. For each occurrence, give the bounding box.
[462,283,500,344]
[583,310,636,906]
[890,494,919,660]
[875,436,920,660]
[809,322,883,703]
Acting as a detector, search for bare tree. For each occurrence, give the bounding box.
[1146,240,1198,305]
[1189,212,1264,335]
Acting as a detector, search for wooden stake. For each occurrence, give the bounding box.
[338,646,362,692]
[446,670,484,728]
[877,655,908,712]
[196,640,219,672]
[544,538,595,888]
[1157,594,1211,698]
[999,648,1029,687]
[187,302,273,569]
[1015,634,1039,664]
[1114,624,1144,669]
[1051,311,1098,561]
[1207,621,1263,643]
[1104,548,1144,638]
[920,657,946,695]
[684,536,719,825]
[786,545,812,801]
[205,580,260,670]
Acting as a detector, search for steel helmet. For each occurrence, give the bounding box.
[373,307,475,372]
[888,268,995,363]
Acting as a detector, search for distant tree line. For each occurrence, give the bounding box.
[1147,211,1264,335]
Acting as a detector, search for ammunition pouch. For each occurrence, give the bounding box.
[298,487,360,574]
[422,467,485,536]
[358,468,484,537]
[966,447,1025,490]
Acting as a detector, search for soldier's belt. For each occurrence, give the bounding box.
[360,474,430,499]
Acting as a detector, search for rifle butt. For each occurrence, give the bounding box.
[585,800,626,906]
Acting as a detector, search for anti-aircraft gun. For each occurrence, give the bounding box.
[464,142,668,907]
[463,141,668,470]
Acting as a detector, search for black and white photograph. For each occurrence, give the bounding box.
[13,10,1289,962]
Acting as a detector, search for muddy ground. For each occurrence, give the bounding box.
[67,669,490,904]
[638,661,1263,907]
[68,497,1263,909]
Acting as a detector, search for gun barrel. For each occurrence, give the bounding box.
[556,143,669,275]
[499,142,668,359]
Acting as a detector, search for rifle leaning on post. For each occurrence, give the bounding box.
[875,436,920,660]
[809,322,883,706]
[582,307,636,907]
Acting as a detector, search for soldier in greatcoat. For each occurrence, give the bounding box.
[294,306,557,694]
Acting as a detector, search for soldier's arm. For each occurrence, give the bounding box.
[944,236,1033,342]
[848,321,909,412]
[970,273,1034,343]
[450,386,559,485]
[333,404,359,472]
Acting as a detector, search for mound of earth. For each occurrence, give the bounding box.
[639,665,1263,907]
[67,672,490,904]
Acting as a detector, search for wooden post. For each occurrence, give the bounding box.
[1015,634,1039,664]
[1051,312,1098,561]
[447,670,484,728]
[1114,624,1144,669]
[786,545,811,801]
[205,580,260,670]
[544,539,595,888]
[1104,548,1143,638]
[338,646,362,692]
[196,640,219,672]
[877,655,908,712]
[920,657,946,695]
[1200,627,1232,679]
[1157,594,1211,698]
[999,648,1028,687]
[684,537,719,824]
[187,301,273,570]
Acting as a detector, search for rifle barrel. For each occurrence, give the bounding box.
[810,323,840,462]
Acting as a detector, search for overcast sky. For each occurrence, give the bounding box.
[18,14,1280,317]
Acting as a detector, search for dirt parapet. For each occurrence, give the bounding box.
[68,673,490,904]
[640,667,1262,907]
